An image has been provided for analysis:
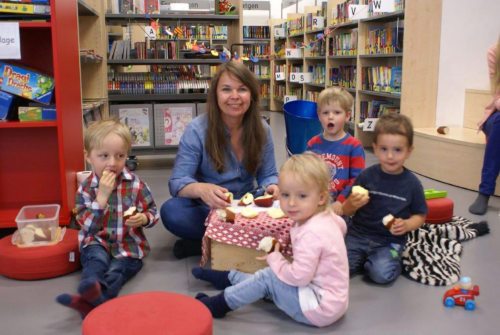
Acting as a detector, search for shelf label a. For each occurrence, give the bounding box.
[0,22,20,60]
[348,5,369,20]
[372,0,395,13]
[144,26,157,40]
[275,72,285,81]
[284,95,297,104]
[362,118,378,131]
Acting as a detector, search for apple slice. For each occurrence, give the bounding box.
[256,236,280,253]
[224,192,234,203]
[124,206,138,220]
[382,214,395,230]
[225,207,237,223]
[352,185,369,196]
[241,207,258,219]
[254,194,273,207]
[267,207,286,219]
[238,192,254,206]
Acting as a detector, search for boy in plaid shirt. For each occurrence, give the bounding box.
[56,119,158,318]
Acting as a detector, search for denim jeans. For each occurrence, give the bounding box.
[479,111,500,195]
[160,197,210,240]
[80,244,143,304]
[346,233,403,284]
[224,267,311,326]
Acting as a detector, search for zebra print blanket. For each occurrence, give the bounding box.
[401,216,489,286]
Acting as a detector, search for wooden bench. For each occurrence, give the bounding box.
[406,89,500,196]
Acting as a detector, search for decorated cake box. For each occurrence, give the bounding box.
[0,62,54,104]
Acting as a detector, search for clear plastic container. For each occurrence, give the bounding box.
[14,204,61,246]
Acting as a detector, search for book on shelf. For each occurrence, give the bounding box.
[0,1,50,14]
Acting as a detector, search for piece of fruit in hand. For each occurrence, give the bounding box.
[254,194,273,207]
[238,192,254,206]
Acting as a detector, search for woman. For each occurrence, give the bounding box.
[161,61,279,258]
[469,38,500,215]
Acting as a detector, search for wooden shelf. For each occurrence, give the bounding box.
[105,13,239,23]
[19,22,51,28]
[108,94,208,102]
[360,10,404,23]
[0,121,57,129]
[359,53,403,58]
[78,0,98,16]
[107,59,225,65]
[358,90,401,99]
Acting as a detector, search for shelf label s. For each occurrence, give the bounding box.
[275,72,285,81]
[284,95,297,103]
[299,72,313,83]
[144,26,157,40]
[348,5,369,20]
[362,118,378,131]
[0,22,20,60]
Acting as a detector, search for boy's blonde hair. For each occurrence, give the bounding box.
[317,87,354,113]
[373,113,414,147]
[84,118,132,154]
[279,152,331,211]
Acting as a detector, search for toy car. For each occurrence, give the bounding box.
[443,284,480,311]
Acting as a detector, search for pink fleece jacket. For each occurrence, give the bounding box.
[478,44,500,129]
[267,210,349,327]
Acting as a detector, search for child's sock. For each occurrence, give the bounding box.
[469,193,489,215]
[78,278,103,305]
[195,292,231,318]
[192,267,231,290]
[55,293,94,319]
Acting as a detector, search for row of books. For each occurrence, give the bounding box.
[359,100,400,121]
[259,83,270,98]
[329,30,358,56]
[310,64,326,85]
[273,83,286,99]
[307,38,326,57]
[247,64,270,78]
[176,25,229,41]
[108,78,210,95]
[243,26,270,40]
[0,1,50,14]
[330,66,356,89]
[366,25,404,54]
[361,66,402,93]
[287,16,303,36]
[242,45,270,58]
[306,90,320,102]
[110,40,178,60]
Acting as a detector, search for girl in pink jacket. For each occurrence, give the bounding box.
[192,153,349,327]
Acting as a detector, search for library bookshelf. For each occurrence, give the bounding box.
[0,1,84,228]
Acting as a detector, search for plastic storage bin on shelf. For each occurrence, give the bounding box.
[283,100,322,155]
[15,204,60,247]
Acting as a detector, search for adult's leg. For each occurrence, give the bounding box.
[470,112,500,214]
[364,242,403,284]
[160,197,209,240]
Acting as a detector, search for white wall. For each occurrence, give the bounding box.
[436,0,500,127]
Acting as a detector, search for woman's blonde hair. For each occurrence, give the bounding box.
[84,118,132,154]
[206,61,265,174]
[279,152,331,212]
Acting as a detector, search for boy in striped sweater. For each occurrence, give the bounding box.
[306,87,365,215]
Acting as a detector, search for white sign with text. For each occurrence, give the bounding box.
[0,22,21,59]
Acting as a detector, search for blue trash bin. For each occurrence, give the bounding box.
[283,100,322,155]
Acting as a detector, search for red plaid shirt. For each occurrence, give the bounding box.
[75,168,159,259]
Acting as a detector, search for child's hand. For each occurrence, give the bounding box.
[265,184,280,200]
[96,170,116,207]
[390,218,410,236]
[125,213,147,227]
[331,201,343,216]
[255,241,281,260]
[348,193,369,210]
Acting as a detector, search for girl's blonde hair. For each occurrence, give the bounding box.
[84,118,132,154]
[317,86,354,113]
[493,37,500,94]
[279,152,331,212]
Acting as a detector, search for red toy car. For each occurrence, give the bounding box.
[443,284,480,311]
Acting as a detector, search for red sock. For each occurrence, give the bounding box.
[56,294,94,319]
[78,279,103,305]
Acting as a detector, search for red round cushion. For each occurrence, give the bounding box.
[82,291,213,335]
[426,198,454,224]
[0,228,80,280]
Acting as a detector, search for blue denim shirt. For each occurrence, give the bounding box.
[169,113,278,199]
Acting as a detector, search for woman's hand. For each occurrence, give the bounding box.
[197,183,230,209]
[265,184,280,200]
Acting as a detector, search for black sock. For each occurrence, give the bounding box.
[469,193,489,215]
[469,221,490,236]
[192,267,231,290]
[195,292,231,318]
[173,239,202,259]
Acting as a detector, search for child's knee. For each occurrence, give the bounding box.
[366,261,401,284]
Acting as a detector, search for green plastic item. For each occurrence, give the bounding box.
[424,189,448,200]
